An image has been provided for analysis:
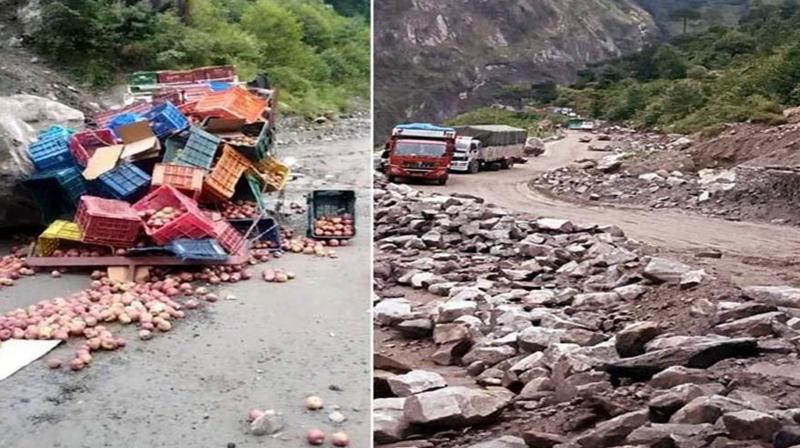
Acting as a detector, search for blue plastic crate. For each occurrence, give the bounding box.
[176,126,221,170]
[108,113,143,138]
[143,102,189,138]
[167,239,228,262]
[28,136,75,171]
[21,167,85,223]
[96,162,151,200]
[53,167,86,205]
[37,125,74,140]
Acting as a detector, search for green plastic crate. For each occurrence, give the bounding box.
[128,71,159,86]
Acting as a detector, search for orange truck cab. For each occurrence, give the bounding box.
[385,123,456,185]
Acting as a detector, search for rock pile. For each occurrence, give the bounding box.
[372,177,800,447]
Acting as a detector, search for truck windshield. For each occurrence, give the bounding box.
[395,141,447,157]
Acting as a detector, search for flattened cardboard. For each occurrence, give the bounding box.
[117,121,161,160]
[83,145,124,180]
[0,339,61,381]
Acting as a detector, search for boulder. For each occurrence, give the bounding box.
[626,423,719,446]
[374,299,413,326]
[775,426,800,448]
[643,257,691,284]
[403,386,514,427]
[605,337,758,380]
[573,409,649,448]
[616,321,662,357]
[522,431,568,448]
[373,397,409,443]
[387,370,447,397]
[467,436,527,448]
[0,95,85,228]
[721,410,781,441]
[669,395,748,424]
[743,286,800,309]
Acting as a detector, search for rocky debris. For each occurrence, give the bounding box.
[372,178,800,447]
[387,370,447,397]
[533,126,800,227]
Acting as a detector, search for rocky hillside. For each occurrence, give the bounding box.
[373,0,749,144]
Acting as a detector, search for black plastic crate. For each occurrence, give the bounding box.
[230,215,280,248]
[306,190,356,240]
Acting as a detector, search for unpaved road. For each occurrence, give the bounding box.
[0,136,372,448]
[415,132,800,286]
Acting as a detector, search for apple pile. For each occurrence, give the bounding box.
[313,214,354,238]
[138,206,187,229]
[220,200,261,220]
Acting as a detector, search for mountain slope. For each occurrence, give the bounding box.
[374,0,661,143]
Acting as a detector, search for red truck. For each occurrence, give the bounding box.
[383,123,456,185]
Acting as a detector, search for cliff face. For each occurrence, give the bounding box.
[374,0,662,143]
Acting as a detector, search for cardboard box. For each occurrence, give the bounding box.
[82,122,161,180]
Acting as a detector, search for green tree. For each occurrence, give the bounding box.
[653,46,688,79]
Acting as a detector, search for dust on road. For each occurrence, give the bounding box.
[415,132,800,286]
[0,136,372,448]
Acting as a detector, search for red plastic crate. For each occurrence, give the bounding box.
[204,66,236,80]
[69,129,116,166]
[158,70,195,84]
[153,89,183,106]
[202,145,253,201]
[76,196,142,247]
[212,219,246,254]
[151,163,205,200]
[192,87,267,123]
[133,185,215,245]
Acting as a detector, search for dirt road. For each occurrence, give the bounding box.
[415,132,800,286]
[0,136,372,448]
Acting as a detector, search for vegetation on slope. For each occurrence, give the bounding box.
[553,0,800,133]
[31,0,369,116]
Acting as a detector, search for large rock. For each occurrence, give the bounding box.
[643,257,691,284]
[743,286,800,308]
[374,298,413,326]
[403,386,514,427]
[650,366,712,389]
[604,337,758,379]
[373,397,409,443]
[0,95,84,228]
[387,370,447,397]
[669,395,747,424]
[721,410,781,441]
[615,321,662,357]
[574,409,649,448]
[626,423,720,446]
[467,436,527,448]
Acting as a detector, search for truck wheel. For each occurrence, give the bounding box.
[469,160,479,174]
[500,159,510,170]
[387,175,396,183]
[437,177,447,185]
[507,159,515,168]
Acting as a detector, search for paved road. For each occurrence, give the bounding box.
[415,132,800,286]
